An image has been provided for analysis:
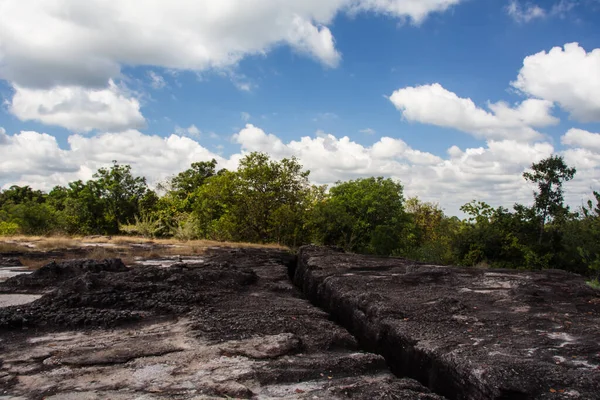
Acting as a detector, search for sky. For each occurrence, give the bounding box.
[1,0,600,216]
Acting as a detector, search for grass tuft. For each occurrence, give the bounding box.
[587,279,600,290]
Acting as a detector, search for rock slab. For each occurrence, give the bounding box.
[294,246,600,400]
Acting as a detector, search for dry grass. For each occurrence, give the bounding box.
[0,242,32,253]
[34,237,78,250]
[1,235,288,269]
[78,235,287,250]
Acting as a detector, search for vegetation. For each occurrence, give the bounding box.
[1,153,599,279]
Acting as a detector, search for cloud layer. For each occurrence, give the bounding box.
[0,0,465,132]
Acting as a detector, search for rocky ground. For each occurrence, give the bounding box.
[294,246,600,400]
[0,245,443,400]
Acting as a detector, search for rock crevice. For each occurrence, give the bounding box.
[293,245,600,400]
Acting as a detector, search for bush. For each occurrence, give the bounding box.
[0,221,20,236]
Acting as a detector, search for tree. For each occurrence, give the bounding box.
[164,159,218,212]
[92,161,149,233]
[523,155,576,244]
[192,153,313,245]
[0,186,46,207]
[312,177,406,255]
[402,197,455,264]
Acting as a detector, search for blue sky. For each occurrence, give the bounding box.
[1,0,600,215]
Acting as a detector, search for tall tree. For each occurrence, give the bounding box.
[312,177,406,255]
[92,161,148,233]
[168,160,217,199]
[523,155,576,243]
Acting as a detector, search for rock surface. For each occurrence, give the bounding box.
[293,246,600,400]
[0,249,443,399]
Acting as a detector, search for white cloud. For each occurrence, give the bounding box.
[148,71,166,89]
[512,43,600,122]
[0,128,229,191]
[562,128,600,154]
[388,83,558,141]
[175,125,202,138]
[0,0,464,90]
[506,1,546,23]
[360,128,376,135]
[9,80,146,133]
[1,124,598,216]
[350,0,463,24]
[0,0,465,132]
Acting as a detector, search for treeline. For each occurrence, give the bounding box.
[0,152,598,279]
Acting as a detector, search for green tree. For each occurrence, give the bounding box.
[312,177,405,255]
[192,153,313,245]
[0,185,46,207]
[523,155,576,244]
[92,161,148,233]
[402,197,456,264]
[168,159,217,198]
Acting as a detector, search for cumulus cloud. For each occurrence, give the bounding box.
[512,43,600,122]
[0,0,465,132]
[0,128,230,190]
[9,81,146,133]
[230,124,565,213]
[388,83,558,141]
[0,0,464,90]
[506,1,546,23]
[1,124,598,216]
[561,128,600,153]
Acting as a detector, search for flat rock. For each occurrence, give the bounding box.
[294,245,600,400]
[0,248,444,399]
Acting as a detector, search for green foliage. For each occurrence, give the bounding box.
[0,185,45,207]
[0,221,20,236]
[523,155,576,243]
[92,161,149,233]
[1,153,598,279]
[312,177,405,255]
[587,279,600,290]
[192,153,314,246]
[120,214,163,238]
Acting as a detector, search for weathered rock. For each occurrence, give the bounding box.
[294,245,600,400]
[0,259,129,292]
[0,258,258,329]
[0,247,444,399]
[0,257,22,267]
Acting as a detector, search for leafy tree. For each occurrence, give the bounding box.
[169,159,217,198]
[312,177,405,255]
[0,186,46,207]
[54,180,110,234]
[402,197,456,264]
[566,192,600,278]
[192,153,313,245]
[92,161,149,233]
[523,155,576,243]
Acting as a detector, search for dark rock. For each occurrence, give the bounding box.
[294,245,600,400]
[1,258,128,292]
[0,247,445,399]
[0,257,22,267]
